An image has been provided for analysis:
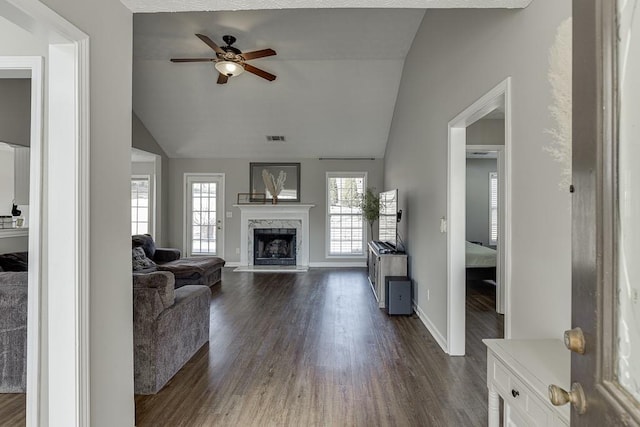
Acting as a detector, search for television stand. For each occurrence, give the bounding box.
[367,241,408,308]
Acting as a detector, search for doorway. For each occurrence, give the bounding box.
[131,148,162,242]
[447,78,512,356]
[0,61,39,426]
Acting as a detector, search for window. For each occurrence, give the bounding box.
[327,172,366,256]
[185,174,224,256]
[489,172,498,246]
[131,176,151,235]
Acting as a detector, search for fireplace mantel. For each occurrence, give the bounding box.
[234,204,315,267]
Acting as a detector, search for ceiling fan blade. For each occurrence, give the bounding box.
[241,48,276,60]
[243,63,277,81]
[195,34,225,55]
[217,73,229,84]
[170,58,215,63]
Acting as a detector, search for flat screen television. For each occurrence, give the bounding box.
[378,189,399,249]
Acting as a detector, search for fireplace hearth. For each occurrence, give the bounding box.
[254,228,297,266]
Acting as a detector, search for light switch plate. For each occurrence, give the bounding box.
[226,211,233,218]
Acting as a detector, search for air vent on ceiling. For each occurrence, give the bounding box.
[266,135,286,142]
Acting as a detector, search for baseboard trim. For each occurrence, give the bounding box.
[413,301,449,354]
[309,262,367,268]
[225,262,366,268]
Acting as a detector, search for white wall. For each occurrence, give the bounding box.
[168,158,384,264]
[384,1,571,342]
[466,158,496,246]
[466,118,504,146]
[0,78,30,146]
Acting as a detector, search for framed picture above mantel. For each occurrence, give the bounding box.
[250,162,301,203]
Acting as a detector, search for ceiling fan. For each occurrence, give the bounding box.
[171,34,277,84]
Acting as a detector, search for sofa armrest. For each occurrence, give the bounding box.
[153,248,181,263]
[133,271,175,310]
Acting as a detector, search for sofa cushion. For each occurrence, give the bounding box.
[132,234,156,259]
[0,252,28,272]
[157,256,225,278]
[133,247,157,271]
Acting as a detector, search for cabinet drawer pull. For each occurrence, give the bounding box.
[511,389,520,398]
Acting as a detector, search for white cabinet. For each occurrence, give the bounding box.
[484,339,570,427]
[367,242,407,308]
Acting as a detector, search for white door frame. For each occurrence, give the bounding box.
[447,77,512,356]
[0,1,91,425]
[183,173,226,258]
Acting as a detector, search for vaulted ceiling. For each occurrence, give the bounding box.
[130,1,531,159]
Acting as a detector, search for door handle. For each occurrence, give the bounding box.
[564,327,586,354]
[548,383,587,415]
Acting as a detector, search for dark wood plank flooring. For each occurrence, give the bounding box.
[0,268,503,426]
[135,269,503,426]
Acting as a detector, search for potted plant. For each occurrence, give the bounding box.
[361,187,380,241]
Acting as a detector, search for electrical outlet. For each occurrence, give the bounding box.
[235,248,240,255]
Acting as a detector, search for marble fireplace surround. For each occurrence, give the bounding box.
[234,204,315,267]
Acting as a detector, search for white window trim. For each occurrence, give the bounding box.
[183,173,225,258]
[131,174,154,237]
[489,171,498,246]
[325,171,367,259]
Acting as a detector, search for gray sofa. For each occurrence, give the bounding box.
[133,271,210,394]
[132,234,225,288]
[0,271,28,393]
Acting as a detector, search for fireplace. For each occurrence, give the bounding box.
[253,228,297,266]
[236,204,313,268]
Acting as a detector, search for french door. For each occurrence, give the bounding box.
[567,0,640,424]
[184,174,225,257]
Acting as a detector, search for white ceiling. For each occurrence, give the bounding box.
[133,9,425,159]
[123,0,532,13]
[132,1,530,159]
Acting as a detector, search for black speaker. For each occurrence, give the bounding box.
[385,276,412,315]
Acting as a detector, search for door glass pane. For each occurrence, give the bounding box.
[617,0,640,401]
[190,180,218,255]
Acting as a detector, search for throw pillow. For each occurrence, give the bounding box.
[132,234,156,259]
[132,246,156,271]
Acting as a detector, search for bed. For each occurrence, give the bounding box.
[465,241,496,281]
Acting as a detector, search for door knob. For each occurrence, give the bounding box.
[564,327,586,354]
[548,383,587,415]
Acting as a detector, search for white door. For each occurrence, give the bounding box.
[185,174,225,257]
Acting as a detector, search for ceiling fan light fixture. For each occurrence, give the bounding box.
[215,60,244,77]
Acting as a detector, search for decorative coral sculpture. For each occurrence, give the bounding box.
[262,169,287,203]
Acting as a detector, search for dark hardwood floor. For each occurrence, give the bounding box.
[0,268,503,426]
[135,269,503,426]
